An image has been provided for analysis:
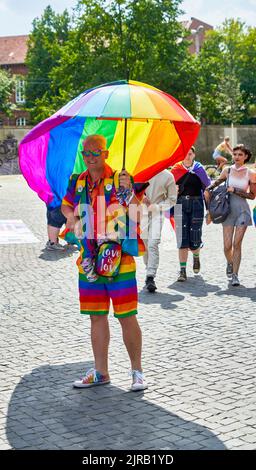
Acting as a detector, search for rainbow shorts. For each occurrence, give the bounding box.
[78,254,138,318]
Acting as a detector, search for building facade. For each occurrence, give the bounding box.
[0,35,29,127]
[182,17,213,55]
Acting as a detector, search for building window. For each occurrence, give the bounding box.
[15,79,26,104]
[16,117,26,127]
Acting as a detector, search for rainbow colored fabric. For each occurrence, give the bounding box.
[62,165,146,265]
[169,161,211,227]
[79,253,138,318]
[19,80,200,208]
[171,161,211,188]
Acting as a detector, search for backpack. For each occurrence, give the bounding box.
[208,169,231,224]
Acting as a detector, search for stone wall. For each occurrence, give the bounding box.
[1,125,256,175]
[195,125,256,164]
[0,127,28,175]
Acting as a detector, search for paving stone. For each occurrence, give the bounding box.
[1,175,256,450]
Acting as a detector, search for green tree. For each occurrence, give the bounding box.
[36,0,197,120]
[239,26,256,122]
[198,19,252,124]
[0,69,16,115]
[25,5,71,123]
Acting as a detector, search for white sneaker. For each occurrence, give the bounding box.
[130,370,148,391]
[46,240,65,251]
[231,273,240,286]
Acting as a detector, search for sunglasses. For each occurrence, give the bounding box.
[82,149,103,157]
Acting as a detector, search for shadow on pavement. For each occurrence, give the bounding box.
[6,362,226,450]
[139,289,184,310]
[168,275,222,298]
[215,285,256,302]
[39,245,78,261]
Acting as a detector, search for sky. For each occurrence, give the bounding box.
[0,0,255,36]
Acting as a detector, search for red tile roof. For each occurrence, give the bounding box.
[0,35,29,65]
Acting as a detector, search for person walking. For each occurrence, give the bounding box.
[61,134,148,391]
[141,170,177,292]
[205,144,256,286]
[171,146,211,282]
[45,204,67,251]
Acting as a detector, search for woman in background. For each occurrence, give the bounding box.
[205,144,256,286]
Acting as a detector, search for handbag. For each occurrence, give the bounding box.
[95,241,122,278]
[208,169,231,224]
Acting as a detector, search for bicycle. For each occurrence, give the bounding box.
[204,156,234,180]
[0,135,18,167]
[204,163,220,180]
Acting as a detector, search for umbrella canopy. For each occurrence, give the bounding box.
[19,80,200,208]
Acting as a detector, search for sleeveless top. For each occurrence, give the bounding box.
[216,143,226,152]
[228,165,250,192]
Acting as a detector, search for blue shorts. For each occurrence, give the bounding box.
[212,149,229,160]
[212,149,220,160]
[47,207,66,228]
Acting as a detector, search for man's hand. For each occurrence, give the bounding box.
[66,213,79,232]
[74,220,83,239]
[204,189,211,203]
[119,170,132,189]
[227,186,235,193]
[143,195,151,207]
[205,211,212,225]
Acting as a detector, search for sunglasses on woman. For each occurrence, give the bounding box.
[82,149,103,157]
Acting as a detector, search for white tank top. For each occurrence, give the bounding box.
[228,165,250,191]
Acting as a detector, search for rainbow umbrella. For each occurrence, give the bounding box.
[19,80,200,208]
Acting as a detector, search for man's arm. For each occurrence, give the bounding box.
[118,170,144,207]
[61,173,81,231]
[61,204,79,231]
[158,174,177,211]
[228,182,256,200]
[204,167,228,204]
[226,142,233,154]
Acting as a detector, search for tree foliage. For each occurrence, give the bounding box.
[25,3,256,125]
[198,19,256,124]
[27,0,197,122]
[0,69,16,115]
[25,5,71,122]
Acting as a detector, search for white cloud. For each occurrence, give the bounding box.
[0,0,77,36]
[0,0,8,12]
[180,0,256,27]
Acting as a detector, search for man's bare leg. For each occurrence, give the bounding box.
[118,315,142,371]
[90,315,110,378]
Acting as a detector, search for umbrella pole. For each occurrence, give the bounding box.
[122,118,127,170]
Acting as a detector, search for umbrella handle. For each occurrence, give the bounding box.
[118,118,127,192]
[122,118,127,171]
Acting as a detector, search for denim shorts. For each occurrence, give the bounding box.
[47,206,67,228]
[176,196,204,250]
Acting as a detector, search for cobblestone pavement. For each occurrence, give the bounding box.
[0,175,256,450]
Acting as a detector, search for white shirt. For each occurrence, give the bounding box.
[228,165,250,192]
[145,170,177,210]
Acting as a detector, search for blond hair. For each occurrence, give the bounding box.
[83,134,107,150]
